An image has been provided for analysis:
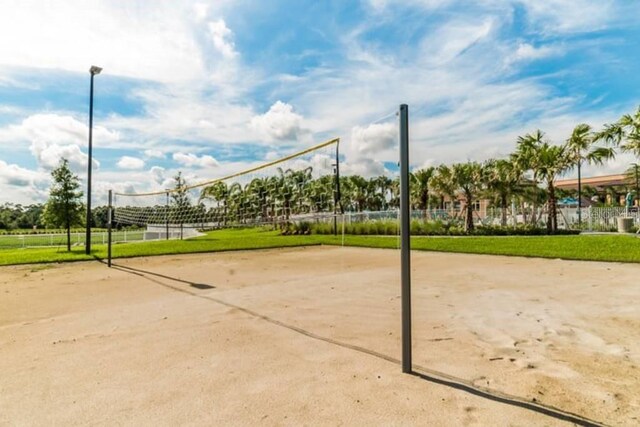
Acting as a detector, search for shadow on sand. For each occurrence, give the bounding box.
[105,260,603,427]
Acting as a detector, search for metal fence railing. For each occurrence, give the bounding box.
[334,207,640,233]
[0,230,146,249]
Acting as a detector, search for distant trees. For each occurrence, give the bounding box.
[597,106,640,158]
[451,162,484,232]
[483,159,522,226]
[5,106,637,236]
[411,167,434,211]
[170,172,191,215]
[430,164,456,210]
[41,158,84,251]
[0,203,45,230]
[170,171,192,238]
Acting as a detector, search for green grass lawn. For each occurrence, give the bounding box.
[1,227,639,266]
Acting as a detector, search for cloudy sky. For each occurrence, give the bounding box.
[1,0,640,205]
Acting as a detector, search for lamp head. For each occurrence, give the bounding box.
[89,65,102,75]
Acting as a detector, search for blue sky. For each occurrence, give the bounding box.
[1,0,640,204]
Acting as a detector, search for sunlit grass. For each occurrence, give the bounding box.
[1,227,639,266]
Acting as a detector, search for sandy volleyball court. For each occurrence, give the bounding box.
[1,246,638,426]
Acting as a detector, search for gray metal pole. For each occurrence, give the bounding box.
[85,72,95,254]
[577,160,582,227]
[336,141,342,214]
[399,104,412,373]
[333,164,338,236]
[166,191,170,240]
[107,190,112,267]
[635,164,639,207]
[333,141,342,235]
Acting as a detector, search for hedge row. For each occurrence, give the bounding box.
[290,220,581,236]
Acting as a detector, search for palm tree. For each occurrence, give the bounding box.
[483,159,522,226]
[596,106,640,158]
[452,162,484,232]
[227,182,245,223]
[430,164,457,212]
[246,177,269,222]
[566,123,615,226]
[512,130,546,225]
[374,175,393,210]
[625,163,640,207]
[534,143,573,232]
[411,167,435,212]
[349,175,368,212]
[365,178,384,211]
[388,177,400,209]
[200,182,229,226]
[274,168,289,220]
[513,130,576,232]
[308,175,333,212]
[338,176,356,212]
[285,167,313,214]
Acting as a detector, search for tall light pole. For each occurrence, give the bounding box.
[85,65,102,254]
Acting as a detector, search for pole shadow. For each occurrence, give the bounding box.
[107,261,605,427]
[107,262,215,291]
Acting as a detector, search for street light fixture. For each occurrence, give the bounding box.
[85,65,102,254]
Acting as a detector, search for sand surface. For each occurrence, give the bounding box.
[1,246,639,426]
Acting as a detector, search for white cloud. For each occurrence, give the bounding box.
[0,113,116,172]
[0,114,114,147]
[117,156,145,170]
[32,142,99,172]
[368,0,452,12]
[370,0,622,35]
[507,42,564,64]
[193,3,209,21]
[264,151,280,161]
[150,166,166,184]
[208,19,237,58]
[421,18,495,66]
[341,159,389,178]
[0,160,49,203]
[350,123,397,156]
[172,152,219,168]
[516,0,616,34]
[0,160,46,187]
[251,101,306,142]
[0,1,236,83]
[275,4,632,174]
[0,0,636,207]
[104,85,259,147]
[144,149,165,159]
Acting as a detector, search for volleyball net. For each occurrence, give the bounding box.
[111,138,341,239]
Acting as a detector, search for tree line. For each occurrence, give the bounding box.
[0,203,109,231]
[198,105,640,233]
[4,105,639,239]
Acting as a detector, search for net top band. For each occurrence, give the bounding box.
[113,137,340,197]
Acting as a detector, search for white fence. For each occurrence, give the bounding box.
[333,207,640,232]
[0,230,145,249]
[0,226,206,250]
[469,206,639,232]
[575,207,639,232]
